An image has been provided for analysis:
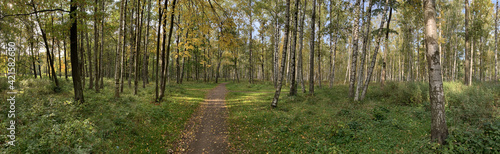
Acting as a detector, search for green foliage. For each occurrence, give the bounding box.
[226,81,500,153]
[445,82,497,124]
[374,81,429,106]
[444,120,500,153]
[0,78,216,153]
[0,77,8,92]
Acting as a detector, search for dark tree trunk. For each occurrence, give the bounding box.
[143,0,151,88]
[159,0,177,101]
[70,0,84,102]
[32,3,59,88]
[155,0,163,102]
[289,0,299,96]
[309,0,317,95]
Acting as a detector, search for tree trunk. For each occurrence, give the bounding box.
[348,0,361,98]
[273,0,280,88]
[30,35,37,78]
[128,5,136,88]
[298,0,307,93]
[309,0,317,95]
[381,7,392,87]
[407,27,413,82]
[317,0,322,89]
[452,35,457,81]
[32,3,59,88]
[94,0,100,92]
[155,1,162,102]
[143,0,151,88]
[100,0,105,89]
[159,0,177,101]
[289,0,299,96]
[479,37,483,81]
[329,0,339,88]
[465,0,471,85]
[70,0,84,102]
[355,0,372,101]
[249,0,253,84]
[58,40,62,78]
[63,28,68,79]
[360,0,389,100]
[424,0,448,144]
[134,0,143,95]
[121,0,129,93]
[115,0,125,97]
[496,1,498,81]
[271,0,290,108]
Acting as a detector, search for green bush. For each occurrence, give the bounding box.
[446,83,497,124]
[375,81,429,106]
[20,78,54,94]
[444,120,500,153]
[0,77,8,92]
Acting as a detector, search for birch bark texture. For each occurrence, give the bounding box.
[271,0,290,108]
[423,0,448,144]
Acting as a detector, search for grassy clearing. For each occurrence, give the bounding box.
[226,81,500,153]
[0,77,217,153]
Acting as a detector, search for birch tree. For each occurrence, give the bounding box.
[271,0,290,108]
[424,0,448,144]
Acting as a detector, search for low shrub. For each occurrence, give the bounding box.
[444,120,500,153]
[375,81,429,106]
[446,83,497,124]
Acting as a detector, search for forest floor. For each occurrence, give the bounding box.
[176,83,230,153]
[0,78,498,153]
[225,81,500,153]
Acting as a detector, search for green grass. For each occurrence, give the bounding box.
[226,81,500,153]
[0,77,217,153]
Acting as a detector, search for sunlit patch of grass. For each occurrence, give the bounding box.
[0,78,217,153]
[226,81,500,153]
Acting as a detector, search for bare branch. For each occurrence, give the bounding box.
[1,9,69,20]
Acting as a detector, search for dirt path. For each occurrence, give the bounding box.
[176,83,230,154]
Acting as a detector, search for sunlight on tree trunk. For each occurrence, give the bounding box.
[424,0,448,145]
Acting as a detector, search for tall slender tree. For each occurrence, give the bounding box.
[94,0,100,92]
[424,0,448,144]
[298,0,307,93]
[465,0,471,85]
[309,0,317,95]
[271,0,291,108]
[155,0,163,102]
[349,0,361,98]
[159,0,178,101]
[355,0,372,101]
[361,0,390,100]
[249,0,254,84]
[495,1,498,81]
[289,0,299,96]
[115,0,125,97]
[70,0,84,102]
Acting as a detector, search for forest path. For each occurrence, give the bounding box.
[176,83,230,154]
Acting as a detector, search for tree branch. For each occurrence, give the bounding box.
[1,9,69,19]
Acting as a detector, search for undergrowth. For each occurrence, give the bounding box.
[226,81,500,153]
[0,77,216,153]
